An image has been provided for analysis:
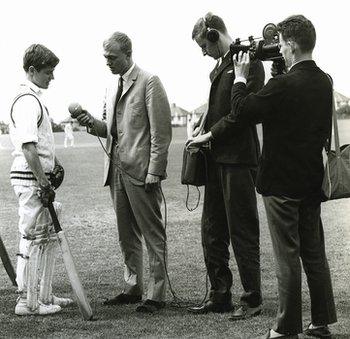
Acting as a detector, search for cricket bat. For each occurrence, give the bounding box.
[0,235,17,287]
[48,203,93,320]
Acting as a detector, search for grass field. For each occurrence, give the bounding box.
[0,124,349,338]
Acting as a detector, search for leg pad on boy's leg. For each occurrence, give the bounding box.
[26,243,44,311]
[38,236,73,307]
[38,201,73,307]
[39,239,58,304]
[25,207,53,311]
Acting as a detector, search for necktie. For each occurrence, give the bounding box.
[111,76,124,139]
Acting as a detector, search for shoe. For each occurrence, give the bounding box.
[103,293,142,305]
[304,323,332,338]
[187,300,233,314]
[229,304,262,321]
[256,329,299,339]
[15,299,61,316]
[136,299,165,313]
[51,295,74,307]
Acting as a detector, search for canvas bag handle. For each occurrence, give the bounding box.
[325,74,341,158]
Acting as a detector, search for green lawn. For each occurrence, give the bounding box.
[0,126,349,338]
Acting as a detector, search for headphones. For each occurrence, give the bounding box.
[203,15,219,43]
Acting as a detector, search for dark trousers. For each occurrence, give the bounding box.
[263,195,337,335]
[202,156,261,307]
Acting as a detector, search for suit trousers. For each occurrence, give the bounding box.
[109,147,167,302]
[202,155,261,306]
[263,195,337,334]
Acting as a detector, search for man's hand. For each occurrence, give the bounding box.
[192,126,201,137]
[38,184,55,207]
[233,51,250,80]
[76,110,94,127]
[186,132,212,151]
[145,173,160,192]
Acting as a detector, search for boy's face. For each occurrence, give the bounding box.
[31,66,55,89]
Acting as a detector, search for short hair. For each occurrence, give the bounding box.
[277,15,316,52]
[23,44,59,72]
[103,32,132,56]
[192,12,227,40]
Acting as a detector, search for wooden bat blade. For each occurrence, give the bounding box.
[57,230,93,320]
[0,236,17,287]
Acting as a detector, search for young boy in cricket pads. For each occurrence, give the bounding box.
[9,44,72,315]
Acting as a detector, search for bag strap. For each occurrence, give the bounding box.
[325,74,341,157]
[197,105,209,134]
[10,93,44,128]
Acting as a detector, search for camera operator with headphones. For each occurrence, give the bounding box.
[187,13,265,319]
[187,15,337,338]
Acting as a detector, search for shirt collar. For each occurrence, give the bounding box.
[121,63,136,82]
[218,50,230,67]
[289,58,314,71]
[289,59,316,72]
[23,79,43,96]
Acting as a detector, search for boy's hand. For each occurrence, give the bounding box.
[38,184,55,207]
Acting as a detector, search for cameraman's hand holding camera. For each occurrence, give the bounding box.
[233,51,250,80]
[76,110,94,127]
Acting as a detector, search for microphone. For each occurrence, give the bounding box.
[68,102,93,128]
[68,103,83,119]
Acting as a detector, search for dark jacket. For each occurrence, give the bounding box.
[211,60,332,198]
[204,52,265,166]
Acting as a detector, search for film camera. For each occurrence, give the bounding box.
[230,23,286,74]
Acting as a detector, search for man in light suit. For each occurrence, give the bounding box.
[76,31,172,313]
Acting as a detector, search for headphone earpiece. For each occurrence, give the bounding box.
[206,29,219,43]
[203,16,219,43]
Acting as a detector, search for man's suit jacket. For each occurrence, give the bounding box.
[90,65,172,185]
[211,60,332,198]
[204,52,265,166]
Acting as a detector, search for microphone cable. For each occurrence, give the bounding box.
[89,121,209,308]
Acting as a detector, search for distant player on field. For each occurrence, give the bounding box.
[64,121,74,148]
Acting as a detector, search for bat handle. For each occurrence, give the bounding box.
[47,203,62,233]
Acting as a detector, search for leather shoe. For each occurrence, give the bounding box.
[256,329,298,339]
[136,299,165,313]
[304,323,332,338]
[187,300,233,314]
[229,304,262,321]
[103,293,142,305]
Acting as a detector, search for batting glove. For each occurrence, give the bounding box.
[38,184,56,207]
[50,164,65,189]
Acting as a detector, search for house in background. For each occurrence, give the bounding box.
[334,91,350,119]
[171,103,190,127]
[334,91,350,108]
[190,102,207,125]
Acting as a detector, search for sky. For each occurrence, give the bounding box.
[0,0,349,123]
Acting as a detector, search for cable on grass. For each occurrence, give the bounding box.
[92,124,209,308]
